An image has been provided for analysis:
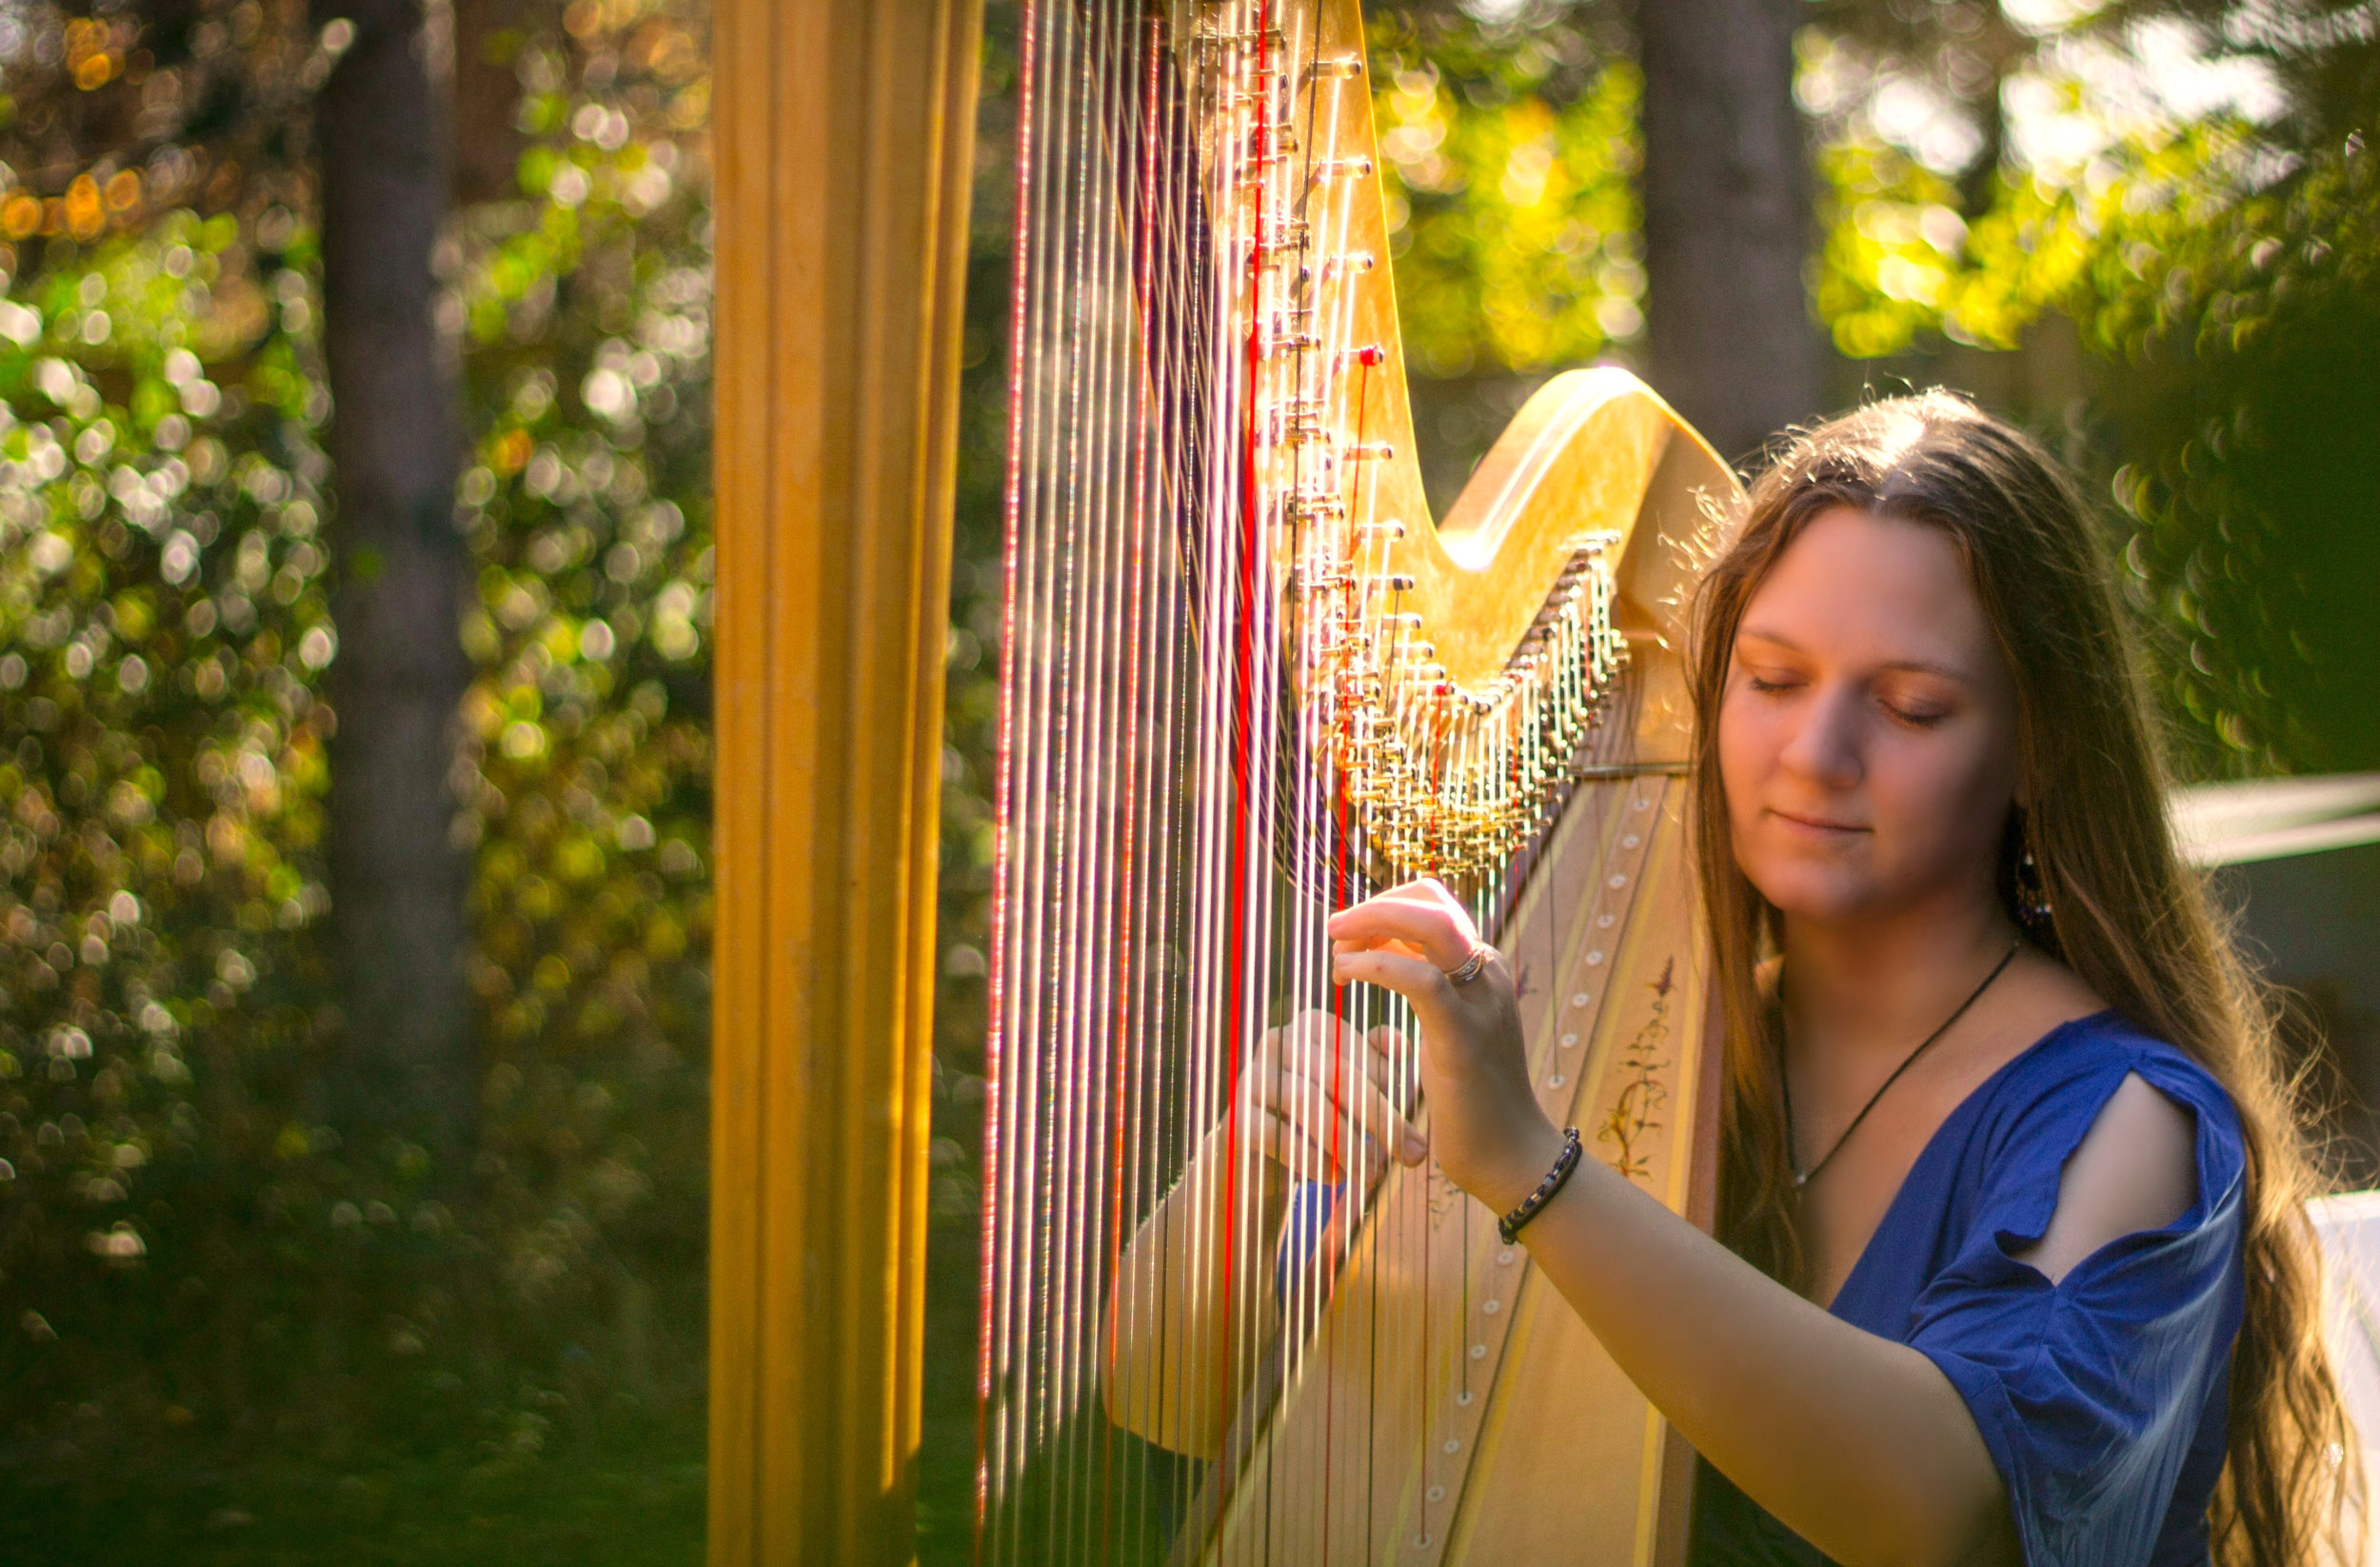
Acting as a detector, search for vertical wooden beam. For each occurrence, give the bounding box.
[709,0,982,1562]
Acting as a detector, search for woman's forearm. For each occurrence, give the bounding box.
[1511,1144,2014,1567]
[1103,1126,1288,1457]
[1319,884,2018,1564]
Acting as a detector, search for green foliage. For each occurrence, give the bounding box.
[2085,141,2380,775]
[0,206,348,1429]
[444,14,715,1349]
[1812,111,2258,361]
[0,0,717,1532]
[1814,139,1976,357]
[1799,20,2378,775]
[1368,12,1644,375]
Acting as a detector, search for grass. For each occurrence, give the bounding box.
[0,1410,707,1567]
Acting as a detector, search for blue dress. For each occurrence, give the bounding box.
[1693,1010,2249,1567]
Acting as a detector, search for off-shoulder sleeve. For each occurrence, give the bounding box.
[1905,1050,2246,1567]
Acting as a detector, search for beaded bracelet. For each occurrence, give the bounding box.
[1497,1126,1583,1246]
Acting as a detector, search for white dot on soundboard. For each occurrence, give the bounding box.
[1597,913,1616,928]
[1570,992,1590,1007]
[1558,1032,1577,1048]
[1428,1485,1446,1502]
[1549,1074,1565,1086]
[1608,873,1628,888]
[1458,1390,1474,1404]
[1623,833,1640,847]
[1483,1299,1501,1314]
[1585,950,1605,965]
[1497,1248,1515,1264]
[1633,796,1651,810]
[1445,1438,1462,1454]
[1415,1534,1431,1548]
[1469,1343,1486,1359]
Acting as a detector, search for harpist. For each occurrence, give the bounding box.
[1111,394,2358,1567]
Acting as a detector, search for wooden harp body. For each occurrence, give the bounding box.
[980,3,1744,1563]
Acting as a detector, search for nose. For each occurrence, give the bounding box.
[1775,680,1865,790]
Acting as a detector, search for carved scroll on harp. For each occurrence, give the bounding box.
[981,3,1744,1565]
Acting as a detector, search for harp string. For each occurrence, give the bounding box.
[987,3,1605,1559]
[1111,20,1160,1551]
[1136,17,1189,1547]
[1060,5,1119,1545]
[1002,0,1071,1543]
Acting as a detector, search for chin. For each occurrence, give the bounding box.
[1741,859,1877,922]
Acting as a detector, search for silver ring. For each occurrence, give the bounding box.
[1444,943,1492,987]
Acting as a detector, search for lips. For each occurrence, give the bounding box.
[1768,806,1868,834]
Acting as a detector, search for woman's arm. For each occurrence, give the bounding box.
[1488,1122,2019,1567]
[1104,1014,1420,1456]
[1104,1123,1286,1457]
[1324,883,2054,1567]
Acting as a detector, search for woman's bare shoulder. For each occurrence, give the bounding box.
[2016,1071,2199,1283]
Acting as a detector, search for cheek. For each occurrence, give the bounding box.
[1714,693,1775,832]
[1868,730,2015,865]
[1723,690,1780,819]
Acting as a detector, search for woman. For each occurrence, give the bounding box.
[1135,393,2355,1564]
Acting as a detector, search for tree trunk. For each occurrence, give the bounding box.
[1638,0,1825,469]
[452,0,526,207]
[311,0,475,1183]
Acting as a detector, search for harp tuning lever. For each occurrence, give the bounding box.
[1311,157,1375,183]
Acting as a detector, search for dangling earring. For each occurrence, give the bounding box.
[2013,843,2053,927]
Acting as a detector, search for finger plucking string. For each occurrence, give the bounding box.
[1330,944,1453,1008]
[1323,880,1481,970]
[1262,1043,1425,1164]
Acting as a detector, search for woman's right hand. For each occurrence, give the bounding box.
[1326,880,1562,1213]
[1239,1008,1427,1184]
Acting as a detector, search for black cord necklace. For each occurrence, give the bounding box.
[1785,940,2022,1191]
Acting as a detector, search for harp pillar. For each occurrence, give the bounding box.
[708,0,982,1562]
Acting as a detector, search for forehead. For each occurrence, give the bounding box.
[1737,506,1996,677]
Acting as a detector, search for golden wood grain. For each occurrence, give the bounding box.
[707,1,981,1562]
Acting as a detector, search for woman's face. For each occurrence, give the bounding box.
[1716,505,2021,926]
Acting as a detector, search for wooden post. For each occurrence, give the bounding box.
[708,1,981,1562]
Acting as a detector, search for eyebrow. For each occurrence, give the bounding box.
[1735,625,1974,684]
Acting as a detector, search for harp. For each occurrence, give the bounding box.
[978,3,1744,1564]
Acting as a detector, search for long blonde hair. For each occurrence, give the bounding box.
[1685,391,2358,1565]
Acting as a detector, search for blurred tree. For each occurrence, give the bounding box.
[1639,0,1824,466]
[309,0,475,1183]
[454,0,529,206]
